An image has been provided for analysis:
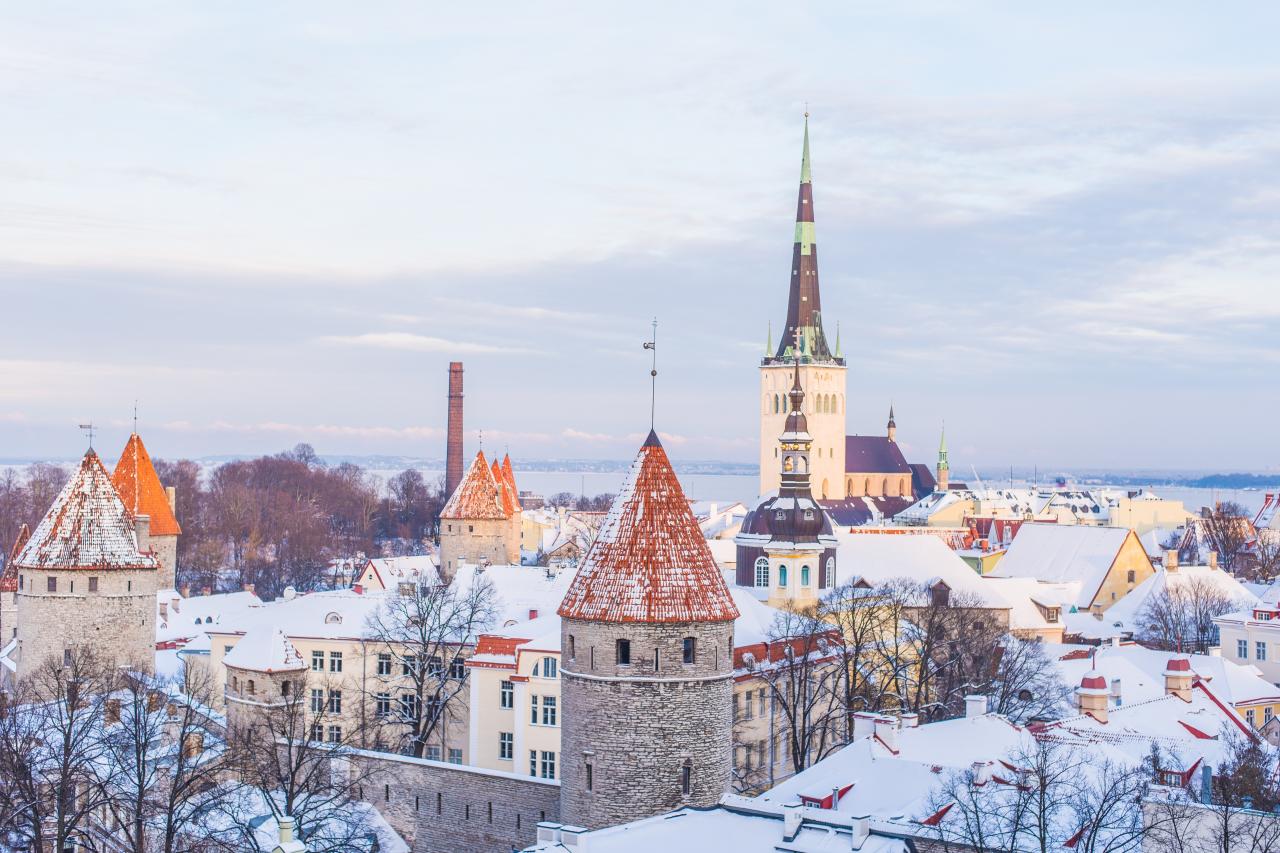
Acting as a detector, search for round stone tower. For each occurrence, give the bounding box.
[223,625,307,740]
[13,449,159,681]
[558,430,740,829]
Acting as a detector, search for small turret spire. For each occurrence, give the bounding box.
[800,111,812,185]
[887,404,897,442]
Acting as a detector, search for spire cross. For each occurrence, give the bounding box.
[78,422,96,449]
[643,318,658,430]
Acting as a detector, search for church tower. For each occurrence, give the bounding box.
[759,115,847,499]
[559,430,739,829]
[936,426,950,492]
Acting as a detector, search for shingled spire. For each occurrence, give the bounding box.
[774,113,837,364]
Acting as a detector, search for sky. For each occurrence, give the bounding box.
[1,2,1278,472]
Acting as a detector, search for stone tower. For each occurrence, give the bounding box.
[112,432,182,590]
[223,625,307,739]
[439,450,519,579]
[558,430,740,829]
[0,524,29,642]
[445,362,465,499]
[13,449,159,681]
[760,114,847,500]
[936,426,950,492]
[736,358,838,609]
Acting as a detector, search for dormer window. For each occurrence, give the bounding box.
[325,612,343,625]
[775,510,785,521]
[803,509,815,521]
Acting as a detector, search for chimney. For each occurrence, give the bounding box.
[560,825,588,849]
[1208,551,1219,570]
[273,814,307,853]
[900,712,920,728]
[243,583,255,594]
[1110,678,1122,707]
[134,513,151,553]
[165,485,177,513]
[852,711,877,741]
[1076,672,1109,723]
[1164,657,1193,702]
[445,361,465,500]
[1201,764,1214,803]
[874,716,898,752]
[1164,551,1178,572]
[782,803,802,840]
[965,694,987,718]
[849,815,870,849]
[528,608,539,621]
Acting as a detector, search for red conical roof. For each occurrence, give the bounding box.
[441,451,508,520]
[112,433,182,537]
[0,523,29,591]
[558,431,739,623]
[492,459,516,517]
[502,454,522,512]
[15,449,159,572]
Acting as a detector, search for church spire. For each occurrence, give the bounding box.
[936,424,950,492]
[773,112,836,364]
[887,404,897,442]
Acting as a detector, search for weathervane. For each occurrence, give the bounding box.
[79,422,96,449]
[643,318,658,430]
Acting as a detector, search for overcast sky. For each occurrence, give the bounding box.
[1,3,1278,471]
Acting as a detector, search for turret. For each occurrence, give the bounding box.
[887,405,897,443]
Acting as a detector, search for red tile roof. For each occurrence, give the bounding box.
[15,449,160,572]
[441,451,508,520]
[558,431,739,624]
[502,454,522,512]
[111,433,182,537]
[492,459,517,517]
[0,523,29,591]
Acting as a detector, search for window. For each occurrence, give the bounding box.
[531,695,540,725]
[312,651,324,671]
[329,651,343,673]
[743,693,754,721]
[681,761,692,796]
[733,692,740,721]
[683,637,696,665]
[653,647,660,671]
[1259,642,1268,662]
[758,688,766,716]
[247,679,256,695]
[281,680,291,696]
[428,655,444,677]
[1247,709,1257,727]
[328,690,342,713]
[1126,570,1136,583]
[754,557,769,588]
[450,657,466,679]
[88,577,98,593]
[778,565,788,587]
[616,639,631,666]
[500,680,513,709]
[568,635,576,660]
[801,565,811,587]
[326,725,342,743]
[1239,639,1250,659]
[540,751,556,779]
[824,557,834,588]
[586,762,593,791]
[311,689,324,714]
[499,732,513,760]
[540,657,558,678]
[1267,707,1275,723]
[311,722,323,741]
[530,750,538,777]
[448,748,463,765]
[408,656,423,677]
[542,696,557,726]
[377,653,392,676]
[375,693,392,718]
[399,693,420,722]
[47,576,57,593]
[426,745,441,761]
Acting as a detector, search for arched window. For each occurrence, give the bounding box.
[774,394,781,414]
[825,557,835,588]
[754,557,769,588]
[779,565,789,588]
[801,565,811,587]
[247,679,256,695]
[864,478,872,495]
[540,657,558,679]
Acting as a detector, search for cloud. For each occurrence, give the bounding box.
[317,332,535,355]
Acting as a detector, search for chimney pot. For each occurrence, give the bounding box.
[874,716,898,752]
[965,694,987,718]
[529,608,538,621]
[1164,551,1179,571]
[782,803,802,840]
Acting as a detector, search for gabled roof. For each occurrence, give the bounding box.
[558,431,739,623]
[15,449,160,572]
[845,436,912,475]
[988,524,1140,609]
[440,450,508,520]
[111,433,182,536]
[0,523,30,592]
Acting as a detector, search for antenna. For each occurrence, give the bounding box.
[478,429,483,451]
[643,318,658,430]
[132,400,138,434]
[78,422,96,450]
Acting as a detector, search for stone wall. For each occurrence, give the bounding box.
[151,535,178,591]
[14,566,157,681]
[559,616,735,829]
[351,748,560,853]
[439,518,512,580]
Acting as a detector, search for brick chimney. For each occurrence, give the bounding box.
[445,361,465,499]
[1165,657,1193,702]
[1076,671,1109,722]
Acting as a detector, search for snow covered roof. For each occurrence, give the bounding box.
[358,555,441,590]
[1079,564,1258,640]
[0,523,30,592]
[156,589,264,644]
[988,524,1140,608]
[834,532,1003,607]
[558,431,739,624]
[111,433,181,537]
[977,576,1068,632]
[223,625,306,673]
[440,450,508,520]
[15,449,160,572]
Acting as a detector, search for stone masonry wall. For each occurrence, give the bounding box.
[559,617,735,829]
[15,566,157,681]
[351,748,560,853]
[439,518,510,580]
[151,535,178,591]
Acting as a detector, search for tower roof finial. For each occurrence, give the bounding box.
[643,318,658,433]
[800,110,812,185]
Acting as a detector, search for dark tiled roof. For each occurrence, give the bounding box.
[844,436,912,474]
[910,463,936,495]
[819,496,918,526]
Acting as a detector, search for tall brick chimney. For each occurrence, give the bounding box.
[445,361,465,499]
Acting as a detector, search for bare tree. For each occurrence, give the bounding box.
[746,608,844,774]
[363,572,498,757]
[1136,576,1240,654]
[1065,755,1148,853]
[1199,502,1254,572]
[986,636,1073,723]
[817,579,902,731]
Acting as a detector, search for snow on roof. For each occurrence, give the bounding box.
[223,625,306,673]
[977,576,1069,632]
[558,431,739,624]
[0,522,29,591]
[360,555,441,589]
[834,532,1002,607]
[156,589,264,644]
[441,450,508,520]
[110,433,182,537]
[16,449,160,572]
[1082,564,1258,640]
[729,586,785,647]
[988,524,1138,608]
[196,784,408,853]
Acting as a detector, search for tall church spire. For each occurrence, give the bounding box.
[773,112,836,364]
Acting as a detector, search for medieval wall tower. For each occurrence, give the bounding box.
[558,430,739,829]
[222,625,307,739]
[759,115,847,499]
[439,450,520,579]
[0,524,29,642]
[112,432,182,590]
[13,449,159,681]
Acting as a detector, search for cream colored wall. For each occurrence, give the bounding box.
[1108,498,1191,536]
[926,498,975,528]
[765,550,824,610]
[731,676,795,792]
[1218,620,1280,685]
[759,363,847,499]
[1088,531,1156,612]
[470,646,562,777]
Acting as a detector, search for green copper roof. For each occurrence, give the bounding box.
[938,425,949,468]
[800,113,811,184]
